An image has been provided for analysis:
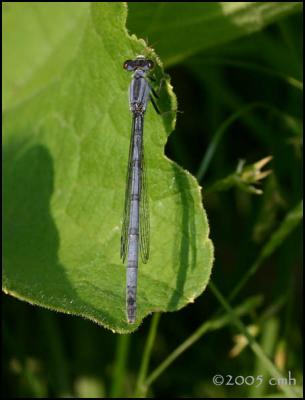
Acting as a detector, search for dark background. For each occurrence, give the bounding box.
[2,9,303,399]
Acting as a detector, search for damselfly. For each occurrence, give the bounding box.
[121,55,157,324]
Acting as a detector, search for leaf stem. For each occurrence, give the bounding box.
[196,102,300,181]
[194,58,303,91]
[140,201,303,395]
[110,334,131,398]
[39,312,72,397]
[209,282,300,398]
[134,313,161,398]
[144,295,262,391]
[196,102,267,181]
[228,201,303,301]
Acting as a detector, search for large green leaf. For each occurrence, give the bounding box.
[127,2,302,67]
[2,3,213,332]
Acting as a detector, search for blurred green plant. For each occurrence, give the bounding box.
[206,156,273,195]
[2,2,303,399]
[127,2,302,66]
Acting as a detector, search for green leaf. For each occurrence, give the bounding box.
[127,2,302,67]
[2,3,213,332]
[2,2,90,112]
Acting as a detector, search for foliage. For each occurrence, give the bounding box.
[2,2,303,398]
[2,2,213,333]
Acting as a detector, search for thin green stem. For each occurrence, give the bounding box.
[134,313,161,398]
[3,324,48,398]
[249,317,280,397]
[40,312,72,397]
[195,58,303,91]
[196,102,301,181]
[228,201,303,301]
[142,201,302,394]
[110,334,131,398]
[196,102,266,181]
[144,295,262,391]
[209,282,300,398]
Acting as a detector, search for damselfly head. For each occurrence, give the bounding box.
[123,56,154,72]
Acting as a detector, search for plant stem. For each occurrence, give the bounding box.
[209,282,300,398]
[228,201,303,301]
[196,102,266,181]
[196,102,301,181]
[134,313,161,398]
[193,57,303,91]
[3,324,48,398]
[140,201,303,395]
[144,295,262,391]
[110,334,131,398]
[249,317,280,398]
[40,312,72,397]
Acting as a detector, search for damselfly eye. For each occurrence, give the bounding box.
[123,60,134,71]
[147,60,154,69]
